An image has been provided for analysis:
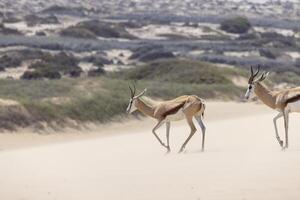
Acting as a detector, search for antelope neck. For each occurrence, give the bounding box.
[135,98,155,118]
[254,82,276,109]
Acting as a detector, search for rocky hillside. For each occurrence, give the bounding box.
[0,0,299,19]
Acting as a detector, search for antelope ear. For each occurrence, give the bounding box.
[257,72,269,82]
[135,88,147,98]
[265,72,270,77]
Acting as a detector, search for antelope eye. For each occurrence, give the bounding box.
[249,85,252,89]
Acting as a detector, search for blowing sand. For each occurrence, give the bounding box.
[1,101,300,200]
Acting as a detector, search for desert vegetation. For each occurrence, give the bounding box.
[0,0,298,130]
[24,14,59,26]
[0,23,22,35]
[220,16,252,34]
[0,58,247,130]
[60,20,137,39]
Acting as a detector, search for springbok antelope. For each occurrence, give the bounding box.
[126,85,206,153]
[245,65,300,150]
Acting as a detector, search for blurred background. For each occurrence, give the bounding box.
[0,0,298,130]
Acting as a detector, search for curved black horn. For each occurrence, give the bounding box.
[133,84,136,96]
[129,85,133,97]
[254,65,260,77]
[250,66,254,76]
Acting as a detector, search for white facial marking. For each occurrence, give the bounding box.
[126,99,133,113]
[245,84,254,100]
[126,98,137,114]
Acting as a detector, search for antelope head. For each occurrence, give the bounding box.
[245,65,269,100]
[126,85,147,114]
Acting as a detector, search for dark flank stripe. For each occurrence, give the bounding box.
[285,94,300,105]
[162,103,185,118]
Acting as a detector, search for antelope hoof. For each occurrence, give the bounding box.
[178,148,184,153]
[166,148,171,154]
[279,140,284,147]
[162,143,168,148]
[281,146,288,151]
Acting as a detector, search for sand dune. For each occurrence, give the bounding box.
[1,102,300,200]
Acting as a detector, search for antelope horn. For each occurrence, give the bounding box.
[258,71,269,81]
[129,85,133,97]
[250,65,254,76]
[133,84,136,96]
[135,88,147,98]
[254,65,260,77]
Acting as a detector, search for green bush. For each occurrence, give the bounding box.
[60,26,97,39]
[270,71,300,85]
[21,69,61,80]
[60,20,137,39]
[111,58,239,85]
[220,16,251,34]
[21,71,43,80]
[0,74,245,129]
[259,49,278,59]
[25,52,82,79]
[88,67,105,77]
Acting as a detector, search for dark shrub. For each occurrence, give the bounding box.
[82,54,112,66]
[21,71,43,80]
[129,44,174,62]
[260,32,296,47]
[0,23,22,35]
[25,15,59,26]
[238,33,259,40]
[113,59,232,84]
[69,68,82,77]
[88,67,105,77]
[21,69,61,80]
[60,27,97,39]
[220,16,251,34]
[43,70,61,79]
[0,54,22,68]
[120,21,144,28]
[60,20,136,39]
[129,45,164,60]
[35,31,46,36]
[139,51,175,62]
[3,16,21,23]
[30,52,78,71]
[28,52,81,78]
[259,49,278,59]
[41,5,89,17]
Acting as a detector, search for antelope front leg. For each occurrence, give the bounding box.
[283,110,290,150]
[178,118,196,153]
[273,112,284,147]
[195,116,206,152]
[152,120,168,150]
[166,121,171,153]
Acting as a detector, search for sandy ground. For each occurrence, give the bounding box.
[1,102,300,200]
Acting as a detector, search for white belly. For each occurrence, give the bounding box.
[165,109,185,121]
[287,100,300,112]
